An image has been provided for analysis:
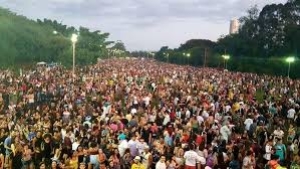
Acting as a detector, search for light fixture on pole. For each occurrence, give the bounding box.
[164,52,169,63]
[286,56,295,78]
[71,34,78,77]
[183,52,191,64]
[222,55,230,69]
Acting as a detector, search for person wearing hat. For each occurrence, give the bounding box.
[131,156,145,169]
[79,162,87,169]
[141,146,152,169]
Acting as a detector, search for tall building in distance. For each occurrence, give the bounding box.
[229,19,239,34]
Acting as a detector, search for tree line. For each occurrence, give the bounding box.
[0,7,128,69]
[155,0,300,78]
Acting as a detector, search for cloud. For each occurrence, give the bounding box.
[0,0,287,51]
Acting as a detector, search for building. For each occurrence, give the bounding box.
[229,19,239,34]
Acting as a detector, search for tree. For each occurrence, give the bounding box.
[178,39,216,51]
[112,41,127,51]
[0,7,115,68]
[154,1,300,78]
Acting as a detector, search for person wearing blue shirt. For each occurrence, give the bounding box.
[275,139,286,162]
[118,132,127,140]
[4,132,15,168]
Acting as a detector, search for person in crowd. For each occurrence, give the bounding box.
[0,58,298,169]
[131,156,144,169]
[155,156,167,169]
[184,144,203,169]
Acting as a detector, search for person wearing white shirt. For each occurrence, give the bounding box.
[61,128,66,141]
[220,123,231,143]
[72,139,80,151]
[197,115,204,125]
[273,127,284,140]
[118,139,129,157]
[195,150,206,166]
[287,108,296,121]
[148,113,156,122]
[185,109,191,120]
[263,140,272,161]
[143,96,151,107]
[155,156,167,169]
[225,105,231,113]
[201,110,209,120]
[131,108,137,115]
[209,103,215,112]
[183,145,202,169]
[244,117,253,131]
[176,109,182,119]
[214,112,222,122]
[174,97,179,105]
[142,146,152,169]
[162,112,170,126]
[101,105,111,121]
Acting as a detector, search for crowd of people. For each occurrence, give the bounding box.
[0,58,299,169]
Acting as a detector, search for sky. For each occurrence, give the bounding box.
[0,0,287,51]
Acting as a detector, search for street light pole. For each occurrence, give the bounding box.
[71,34,78,77]
[286,57,295,78]
[164,53,169,63]
[183,52,191,65]
[288,62,291,78]
[222,55,230,70]
[72,42,76,75]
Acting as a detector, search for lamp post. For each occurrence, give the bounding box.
[183,52,191,64]
[286,57,295,78]
[71,34,78,77]
[164,53,169,63]
[222,55,230,69]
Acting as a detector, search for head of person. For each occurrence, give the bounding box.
[39,162,46,169]
[44,134,51,143]
[79,162,86,169]
[160,156,166,163]
[294,139,298,145]
[189,143,196,151]
[144,146,150,153]
[51,161,58,168]
[246,150,253,156]
[277,138,282,144]
[108,160,114,167]
[133,156,141,163]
